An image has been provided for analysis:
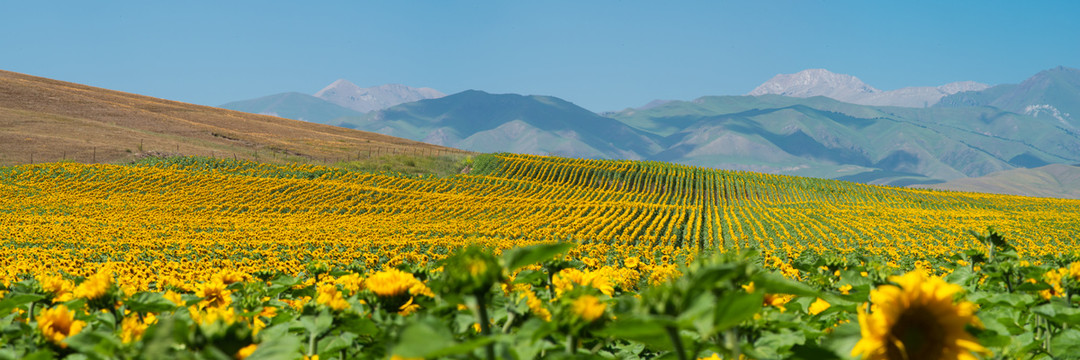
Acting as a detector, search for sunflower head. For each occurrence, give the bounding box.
[37,304,86,348]
[851,270,989,360]
[571,295,606,323]
[366,268,420,298]
[316,284,349,311]
[195,279,233,309]
[73,271,113,301]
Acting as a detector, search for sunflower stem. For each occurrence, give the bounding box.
[566,334,576,354]
[502,311,516,334]
[666,326,688,360]
[475,291,495,360]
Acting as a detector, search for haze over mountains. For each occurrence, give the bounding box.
[218,66,1080,197]
[220,79,444,123]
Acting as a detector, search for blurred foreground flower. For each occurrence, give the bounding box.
[852,270,988,360]
[37,305,85,348]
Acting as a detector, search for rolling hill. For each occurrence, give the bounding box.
[0,70,465,166]
[915,163,1080,199]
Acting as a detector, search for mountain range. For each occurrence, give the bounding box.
[220,66,1080,196]
[220,79,444,124]
[748,68,990,107]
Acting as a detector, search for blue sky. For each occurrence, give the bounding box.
[2,1,1077,112]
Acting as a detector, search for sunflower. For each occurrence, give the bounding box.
[316,284,349,311]
[120,313,157,344]
[851,270,988,360]
[236,344,258,360]
[572,295,606,323]
[809,297,831,315]
[37,304,86,348]
[73,271,112,300]
[365,268,421,298]
[195,279,232,309]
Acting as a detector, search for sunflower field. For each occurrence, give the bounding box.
[1,154,1079,359]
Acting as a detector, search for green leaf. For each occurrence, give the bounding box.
[269,274,300,287]
[338,315,378,337]
[511,318,551,360]
[139,315,191,358]
[297,311,334,337]
[1014,281,1051,291]
[753,329,806,358]
[248,328,303,360]
[502,242,575,272]
[427,336,498,358]
[1051,329,1080,359]
[318,333,357,357]
[0,293,45,315]
[512,269,547,286]
[65,329,122,359]
[596,317,674,351]
[752,272,819,298]
[712,291,763,332]
[125,292,178,313]
[392,320,456,358]
[789,343,842,360]
[18,350,55,360]
[1032,303,1080,325]
[819,321,861,360]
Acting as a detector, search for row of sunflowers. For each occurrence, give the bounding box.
[4,235,1080,359]
[1,155,1080,358]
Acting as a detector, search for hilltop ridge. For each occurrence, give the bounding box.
[0,70,464,166]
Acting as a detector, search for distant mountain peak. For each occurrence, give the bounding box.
[313,79,445,113]
[750,69,988,108]
[749,69,880,98]
[315,79,361,97]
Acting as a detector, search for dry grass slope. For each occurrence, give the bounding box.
[0,70,467,166]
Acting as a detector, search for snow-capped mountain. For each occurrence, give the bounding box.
[749,69,988,107]
[314,79,445,113]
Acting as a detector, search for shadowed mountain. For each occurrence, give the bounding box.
[611,93,1080,186]
[938,66,1080,128]
[338,90,663,159]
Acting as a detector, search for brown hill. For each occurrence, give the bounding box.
[0,70,465,166]
[912,163,1080,199]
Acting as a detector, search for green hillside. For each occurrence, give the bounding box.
[610,95,1080,186]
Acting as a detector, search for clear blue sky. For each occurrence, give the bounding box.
[3,1,1077,112]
